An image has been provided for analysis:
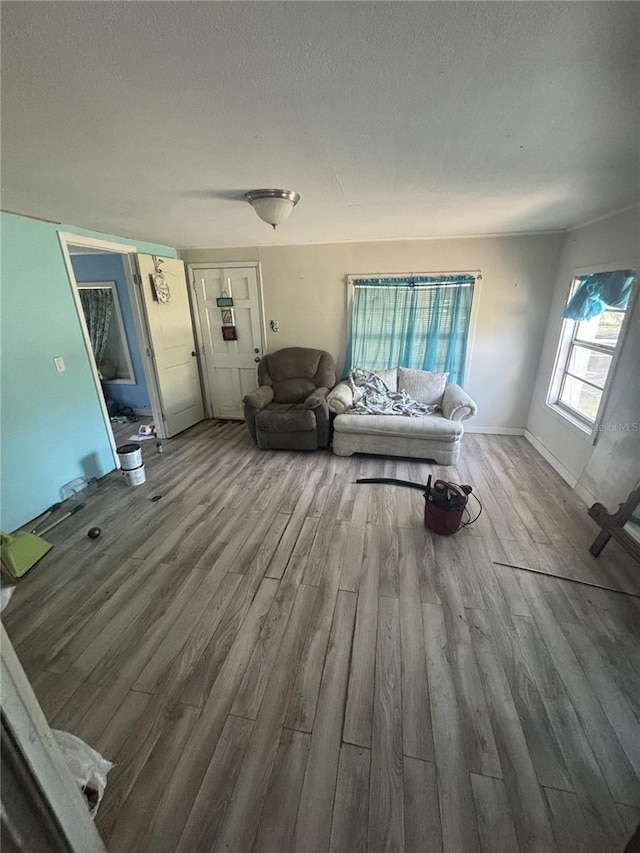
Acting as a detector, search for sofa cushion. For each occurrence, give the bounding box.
[333,412,463,441]
[376,368,398,393]
[256,405,316,432]
[327,382,352,415]
[259,348,335,389]
[273,378,317,404]
[398,368,449,406]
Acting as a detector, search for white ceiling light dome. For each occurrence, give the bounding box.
[245,189,300,229]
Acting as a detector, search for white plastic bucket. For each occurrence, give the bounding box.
[117,443,142,471]
[123,464,146,486]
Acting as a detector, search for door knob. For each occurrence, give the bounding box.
[254,348,260,354]
[254,356,260,363]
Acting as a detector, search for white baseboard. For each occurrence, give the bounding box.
[524,430,577,487]
[572,481,597,509]
[464,425,526,436]
[133,408,153,417]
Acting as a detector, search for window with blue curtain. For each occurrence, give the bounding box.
[562,269,635,321]
[551,268,637,425]
[344,274,475,385]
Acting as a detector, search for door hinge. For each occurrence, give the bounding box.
[146,347,154,358]
[133,273,142,285]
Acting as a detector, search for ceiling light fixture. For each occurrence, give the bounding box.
[245,189,300,229]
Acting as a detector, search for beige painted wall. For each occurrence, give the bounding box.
[182,232,562,430]
[526,207,640,487]
[574,277,640,511]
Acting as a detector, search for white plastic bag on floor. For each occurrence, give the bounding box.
[52,730,113,818]
[0,586,15,611]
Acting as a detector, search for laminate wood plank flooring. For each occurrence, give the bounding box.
[424,602,482,853]
[174,713,254,853]
[403,756,443,853]
[253,728,311,853]
[4,418,640,852]
[329,743,371,853]
[470,772,520,853]
[292,589,357,853]
[368,595,405,853]
[468,608,558,853]
[213,584,318,853]
[398,527,434,762]
[343,524,381,749]
[285,522,350,732]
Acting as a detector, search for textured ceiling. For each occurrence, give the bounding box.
[1,1,639,248]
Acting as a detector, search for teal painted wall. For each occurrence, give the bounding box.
[0,212,177,532]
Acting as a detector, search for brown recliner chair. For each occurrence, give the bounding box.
[243,347,336,450]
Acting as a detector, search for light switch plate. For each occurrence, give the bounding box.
[54,356,66,372]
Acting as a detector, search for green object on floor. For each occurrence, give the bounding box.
[0,530,52,579]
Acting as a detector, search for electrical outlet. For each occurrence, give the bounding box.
[270,320,279,332]
[54,356,66,372]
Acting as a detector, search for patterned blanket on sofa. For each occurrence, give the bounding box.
[347,369,440,417]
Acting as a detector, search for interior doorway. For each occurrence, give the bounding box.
[71,253,152,417]
[60,234,206,462]
[59,234,164,465]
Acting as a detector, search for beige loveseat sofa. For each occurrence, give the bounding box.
[327,368,477,465]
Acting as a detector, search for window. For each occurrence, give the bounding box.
[78,282,136,384]
[345,274,476,385]
[558,308,624,422]
[549,268,636,427]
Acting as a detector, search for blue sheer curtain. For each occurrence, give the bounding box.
[79,288,114,367]
[562,270,636,321]
[344,275,474,385]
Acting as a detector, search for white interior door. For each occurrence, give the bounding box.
[136,255,204,437]
[191,265,265,419]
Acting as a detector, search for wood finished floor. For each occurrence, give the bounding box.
[4,420,640,853]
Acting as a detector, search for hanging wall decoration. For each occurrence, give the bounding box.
[217,290,236,338]
[150,256,171,303]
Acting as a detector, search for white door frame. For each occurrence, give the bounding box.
[58,233,167,458]
[1,623,107,852]
[187,261,266,419]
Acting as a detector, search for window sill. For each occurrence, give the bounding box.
[545,402,594,439]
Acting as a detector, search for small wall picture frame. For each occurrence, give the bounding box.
[216,296,234,307]
[222,325,237,341]
[220,308,233,325]
[151,272,171,303]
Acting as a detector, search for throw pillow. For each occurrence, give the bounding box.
[397,367,449,406]
[375,368,398,393]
